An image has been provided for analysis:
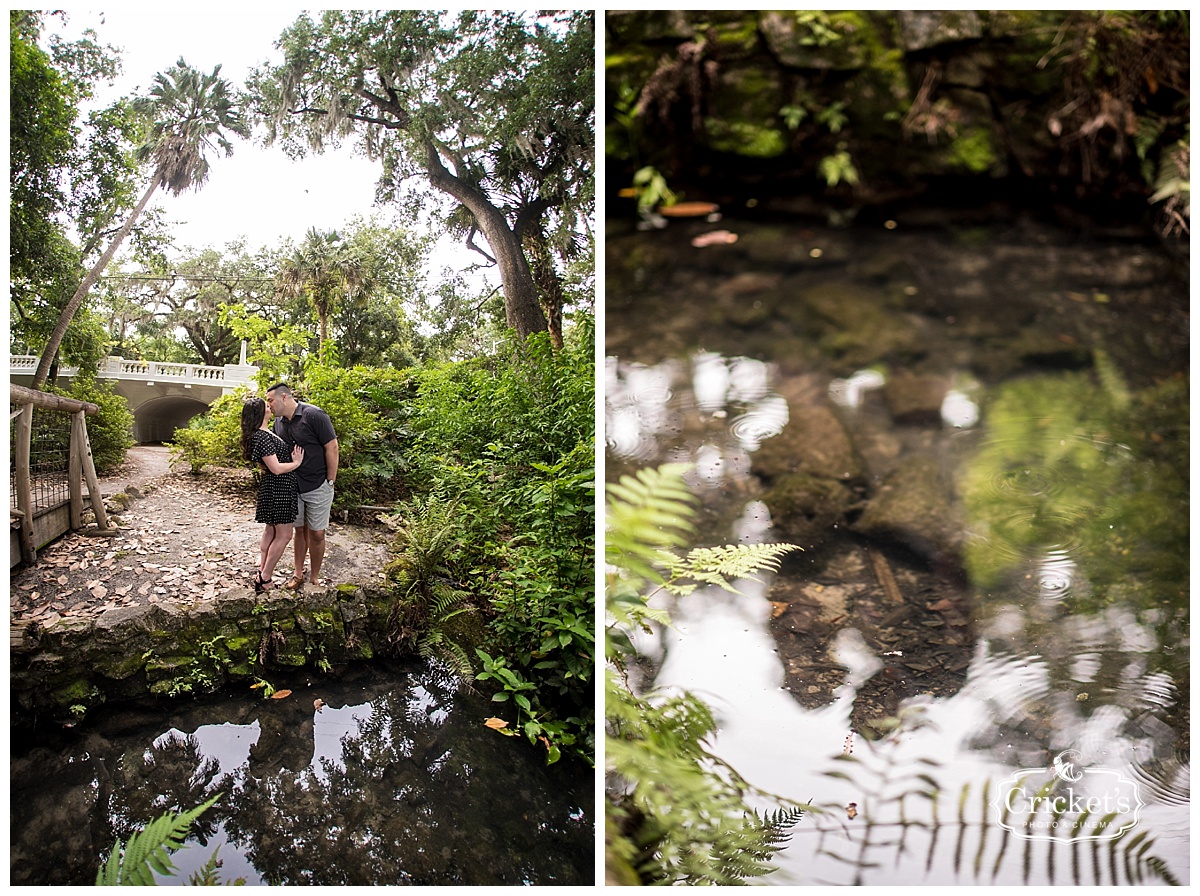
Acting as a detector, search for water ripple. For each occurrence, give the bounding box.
[729,395,789,451]
[1127,756,1190,807]
[1012,548,1080,602]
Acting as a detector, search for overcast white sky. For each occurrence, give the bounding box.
[44,7,489,284]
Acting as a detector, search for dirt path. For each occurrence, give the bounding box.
[10,448,392,629]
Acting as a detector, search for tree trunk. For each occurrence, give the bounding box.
[424,141,548,341]
[524,231,565,351]
[31,176,161,390]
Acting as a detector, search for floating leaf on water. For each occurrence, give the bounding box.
[691,230,739,248]
[314,699,325,711]
[846,802,858,820]
[770,601,789,618]
[271,689,292,699]
[657,200,720,217]
[484,717,509,730]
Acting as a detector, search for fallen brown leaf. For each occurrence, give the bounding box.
[483,717,509,730]
[691,230,738,248]
[658,200,720,218]
[271,689,292,699]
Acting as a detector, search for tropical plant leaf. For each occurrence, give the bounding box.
[96,793,222,885]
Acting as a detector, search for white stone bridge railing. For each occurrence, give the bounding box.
[9,354,257,391]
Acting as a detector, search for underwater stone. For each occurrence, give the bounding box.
[853,455,964,565]
[763,472,855,549]
[751,374,866,483]
[884,372,949,424]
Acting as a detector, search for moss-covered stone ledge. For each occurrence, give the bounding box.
[10,585,398,725]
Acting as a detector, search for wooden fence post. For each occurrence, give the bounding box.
[69,412,84,529]
[13,403,36,564]
[71,410,112,532]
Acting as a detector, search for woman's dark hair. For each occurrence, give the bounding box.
[240,397,266,462]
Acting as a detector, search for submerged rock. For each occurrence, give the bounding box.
[752,374,867,483]
[763,472,855,549]
[852,455,964,566]
[883,371,949,425]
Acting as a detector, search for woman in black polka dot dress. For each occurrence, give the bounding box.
[240,396,305,592]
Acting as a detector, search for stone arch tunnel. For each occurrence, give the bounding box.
[132,395,213,443]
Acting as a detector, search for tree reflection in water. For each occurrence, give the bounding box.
[10,661,593,886]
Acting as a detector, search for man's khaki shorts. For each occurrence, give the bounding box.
[296,480,334,531]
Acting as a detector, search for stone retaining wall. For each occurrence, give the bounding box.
[11,585,397,725]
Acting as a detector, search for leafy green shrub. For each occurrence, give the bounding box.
[367,325,596,764]
[167,387,250,473]
[58,376,134,475]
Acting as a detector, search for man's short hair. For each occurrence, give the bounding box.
[267,382,293,396]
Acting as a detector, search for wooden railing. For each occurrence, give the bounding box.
[10,384,113,565]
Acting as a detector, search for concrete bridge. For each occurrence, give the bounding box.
[9,344,259,443]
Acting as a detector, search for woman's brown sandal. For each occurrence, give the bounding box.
[284,570,307,591]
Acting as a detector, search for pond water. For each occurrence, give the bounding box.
[606,210,1188,885]
[11,660,593,886]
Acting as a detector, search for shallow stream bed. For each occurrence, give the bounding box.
[606,210,1188,885]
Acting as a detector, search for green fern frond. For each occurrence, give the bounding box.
[665,543,800,595]
[418,629,476,681]
[96,793,222,886]
[605,464,697,583]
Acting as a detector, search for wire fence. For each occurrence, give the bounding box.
[9,406,72,514]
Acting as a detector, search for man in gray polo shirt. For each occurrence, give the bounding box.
[266,383,339,589]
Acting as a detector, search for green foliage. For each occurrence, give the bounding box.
[383,326,595,763]
[1148,126,1189,236]
[9,11,137,327]
[629,165,677,213]
[167,387,250,473]
[53,375,134,475]
[96,793,223,885]
[382,494,477,680]
[959,364,1187,603]
[607,679,807,885]
[249,10,593,341]
[818,145,860,187]
[605,464,804,884]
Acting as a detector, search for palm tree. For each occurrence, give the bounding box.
[276,227,366,357]
[31,58,249,390]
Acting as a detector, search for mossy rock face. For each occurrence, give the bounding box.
[606,9,697,43]
[12,584,408,722]
[49,679,100,706]
[896,10,982,51]
[760,11,889,71]
[94,649,149,681]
